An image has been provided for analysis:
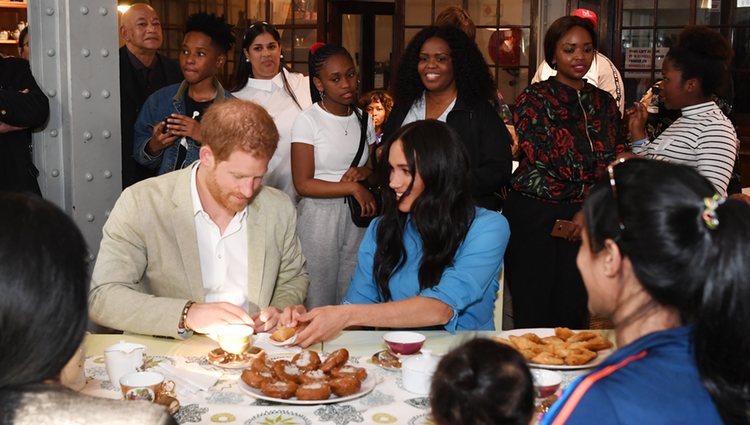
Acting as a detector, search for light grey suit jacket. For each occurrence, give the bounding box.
[89,167,309,338]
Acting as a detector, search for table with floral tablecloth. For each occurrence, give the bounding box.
[82,331,592,425]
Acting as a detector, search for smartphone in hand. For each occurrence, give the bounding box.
[550,219,577,239]
[161,116,170,134]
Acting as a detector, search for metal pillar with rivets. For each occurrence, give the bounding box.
[28,1,121,261]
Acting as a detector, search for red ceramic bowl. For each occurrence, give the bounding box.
[383,331,426,355]
[531,369,562,398]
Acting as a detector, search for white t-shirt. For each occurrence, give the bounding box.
[189,163,249,310]
[233,68,312,201]
[291,103,376,182]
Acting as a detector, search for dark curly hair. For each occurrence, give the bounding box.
[185,12,234,54]
[374,120,475,300]
[392,25,496,108]
[667,26,733,98]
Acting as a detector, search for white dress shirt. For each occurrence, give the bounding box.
[190,164,250,309]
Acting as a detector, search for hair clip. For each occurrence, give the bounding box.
[310,42,326,55]
[702,194,726,230]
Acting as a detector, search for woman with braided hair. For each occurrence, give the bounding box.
[291,43,376,309]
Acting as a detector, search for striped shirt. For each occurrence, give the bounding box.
[632,101,738,195]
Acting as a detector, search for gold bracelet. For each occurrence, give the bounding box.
[179,300,196,333]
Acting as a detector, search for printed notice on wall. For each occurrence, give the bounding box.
[625,47,670,70]
[738,0,750,7]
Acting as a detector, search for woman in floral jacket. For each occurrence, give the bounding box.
[504,16,626,329]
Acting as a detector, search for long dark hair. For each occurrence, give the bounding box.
[667,26,733,98]
[582,160,750,424]
[231,21,303,110]
[392,25,496,108]
[0,193,89,388]
[374,120,475,301]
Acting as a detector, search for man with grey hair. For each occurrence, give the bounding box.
[119,3,182,188]
[90,99,309,338]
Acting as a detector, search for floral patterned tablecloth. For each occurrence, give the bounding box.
[82,331,592,425]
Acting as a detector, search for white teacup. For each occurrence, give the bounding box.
[119,371,175,402]
[216,324,254,355]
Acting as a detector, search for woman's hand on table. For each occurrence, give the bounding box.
[283,305,353,348]
[185,302,254,334]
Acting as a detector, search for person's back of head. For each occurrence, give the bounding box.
[0,193,89,389]
[666,26,733,98]
[430,338,534,425]
[582,159,750,424]
[434,5,476,41]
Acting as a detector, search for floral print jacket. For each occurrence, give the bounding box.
[512,78,626,203]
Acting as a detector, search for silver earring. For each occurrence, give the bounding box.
[245,58,250,62]
[280,53,284,59]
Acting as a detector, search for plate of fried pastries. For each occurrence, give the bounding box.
[493,327,615,370]
[238,348,376,404]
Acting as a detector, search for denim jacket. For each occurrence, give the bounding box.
[133,78,232,175]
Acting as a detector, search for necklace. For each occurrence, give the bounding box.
[319,101,353,136]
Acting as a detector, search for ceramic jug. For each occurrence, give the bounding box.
[104,341,147,388]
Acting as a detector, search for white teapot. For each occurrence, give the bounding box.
[401,349,441,395]
[104,341,147,389]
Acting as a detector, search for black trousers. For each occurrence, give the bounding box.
[503,190,589,329]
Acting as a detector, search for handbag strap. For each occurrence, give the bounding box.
[349,109,369,168]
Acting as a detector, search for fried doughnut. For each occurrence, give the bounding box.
[251,351,273,374]
[241,368,274,388]
[330,365,367,382]
[260,379,298,399]
[320,348,349,372]
[296,382,332,400]
[329,376,361,397]
[271,326,296,342]
[298,369,329,385]
[292,350,321,371]
[555,327,575,341]
[273,360,301,383]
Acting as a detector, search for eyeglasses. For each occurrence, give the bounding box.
[607,157,627,232]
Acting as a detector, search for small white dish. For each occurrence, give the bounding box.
[266,333,297,347]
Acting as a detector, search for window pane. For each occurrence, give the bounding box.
[294,0,317,24]
[696,0,721,25]
[271,0,294,25]
[656,0,689,26]
[735,5,750,25]
[248,0,266,21]
[622,0,654,27]
[500,0,532,26]
[405,0,432,26]
[467,1,497,27]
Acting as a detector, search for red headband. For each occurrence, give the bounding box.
[310,42,326,55]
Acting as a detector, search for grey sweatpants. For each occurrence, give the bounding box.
[297,197,366,309]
